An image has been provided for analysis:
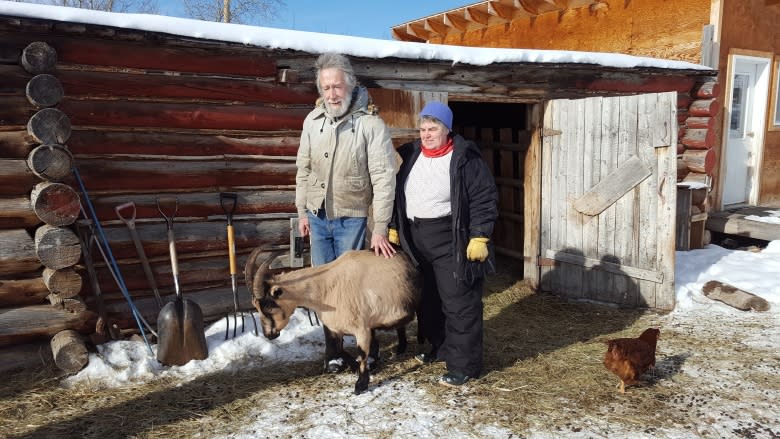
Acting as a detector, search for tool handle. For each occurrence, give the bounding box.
[220,192,238,225]
[129,226,162,307]
[167,228,181,298]
[227,224,237,275]
[114,201,137,226]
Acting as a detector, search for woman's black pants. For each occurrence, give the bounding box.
[409,216,484,378]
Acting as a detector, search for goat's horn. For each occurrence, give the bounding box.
[252,250,285,297]
[244,246,264,294]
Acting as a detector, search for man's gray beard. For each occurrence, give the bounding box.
[325,92,352,118]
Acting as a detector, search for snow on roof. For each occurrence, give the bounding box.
[1,1,712,71]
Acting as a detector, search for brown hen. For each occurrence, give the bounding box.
[603,328,660,393]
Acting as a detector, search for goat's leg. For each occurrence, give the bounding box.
[323,325,353,373]
[395,327,408,356]
[368,329,380,370]
[353,328,372,395]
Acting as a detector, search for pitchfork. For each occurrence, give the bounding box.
[221,192,259,339]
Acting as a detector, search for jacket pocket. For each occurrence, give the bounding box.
[339,176,368,192]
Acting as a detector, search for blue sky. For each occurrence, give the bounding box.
[156,0,471,40]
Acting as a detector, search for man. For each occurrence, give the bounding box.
[295,52,397,374]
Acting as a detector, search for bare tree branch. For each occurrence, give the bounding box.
[13,0,159,14]
[182,0,285,24]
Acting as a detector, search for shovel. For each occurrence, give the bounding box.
[115,201,163,309]
[155,196,208,366]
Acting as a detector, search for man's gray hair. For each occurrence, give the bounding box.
[314,53,357,93]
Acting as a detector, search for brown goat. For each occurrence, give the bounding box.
[245,248,421,394]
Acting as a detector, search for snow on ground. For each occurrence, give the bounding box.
[61,241,780,438]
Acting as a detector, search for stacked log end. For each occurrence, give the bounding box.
[0,41,88,371]
[2,28,309,367]
[51,329,88,373]
[677,78,720,211]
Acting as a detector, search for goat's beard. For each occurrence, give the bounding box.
[324,91,353,118]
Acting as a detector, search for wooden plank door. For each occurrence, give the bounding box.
[539,93,677,310]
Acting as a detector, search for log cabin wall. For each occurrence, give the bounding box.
[0,10,717,354]
[0,20,320,348]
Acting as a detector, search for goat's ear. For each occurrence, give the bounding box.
[270,286,283,299]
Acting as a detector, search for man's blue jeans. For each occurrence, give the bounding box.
[307,210,367,266]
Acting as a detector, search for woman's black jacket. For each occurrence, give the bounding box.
[391,134,498,284]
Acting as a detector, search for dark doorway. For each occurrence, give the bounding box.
[450,102,531,276]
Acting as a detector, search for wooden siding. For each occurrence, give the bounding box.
[404,0,711,64]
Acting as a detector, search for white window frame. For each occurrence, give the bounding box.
[771,56,780,131]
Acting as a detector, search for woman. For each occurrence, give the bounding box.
[389,101,498,387]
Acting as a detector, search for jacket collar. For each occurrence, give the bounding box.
[312,86,371,122]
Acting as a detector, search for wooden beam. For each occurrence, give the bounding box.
[488,1,516,20]
[406,22,431,40]
[391,28,424,43]
[706,213,780,241]
[543,249,665,284]
[424,18,450,37]
[443,13,469,32]
[518,0,562,15]
[465,7,490,25]
[565,0,599,9]
[572,155,652,216]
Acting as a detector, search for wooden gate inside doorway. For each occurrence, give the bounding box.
[451,102,529,274]
[539,93,677,310]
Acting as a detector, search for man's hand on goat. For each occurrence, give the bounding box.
[466,237,489,262]
[371,233,396,258]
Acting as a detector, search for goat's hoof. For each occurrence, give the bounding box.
[354,382,368,395]
[354,371,370,394]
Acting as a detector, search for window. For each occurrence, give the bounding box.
[772,56,780,130]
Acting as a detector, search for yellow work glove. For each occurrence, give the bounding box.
[388,228,400,245]
[466,237,490,262]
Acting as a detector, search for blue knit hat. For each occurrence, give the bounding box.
[420,101,453,130]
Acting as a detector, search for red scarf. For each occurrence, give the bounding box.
[421,137,454,158]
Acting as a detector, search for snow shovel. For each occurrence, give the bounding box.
[115,201,163,309]
[155,196,208,366]
[220,192,259,338]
